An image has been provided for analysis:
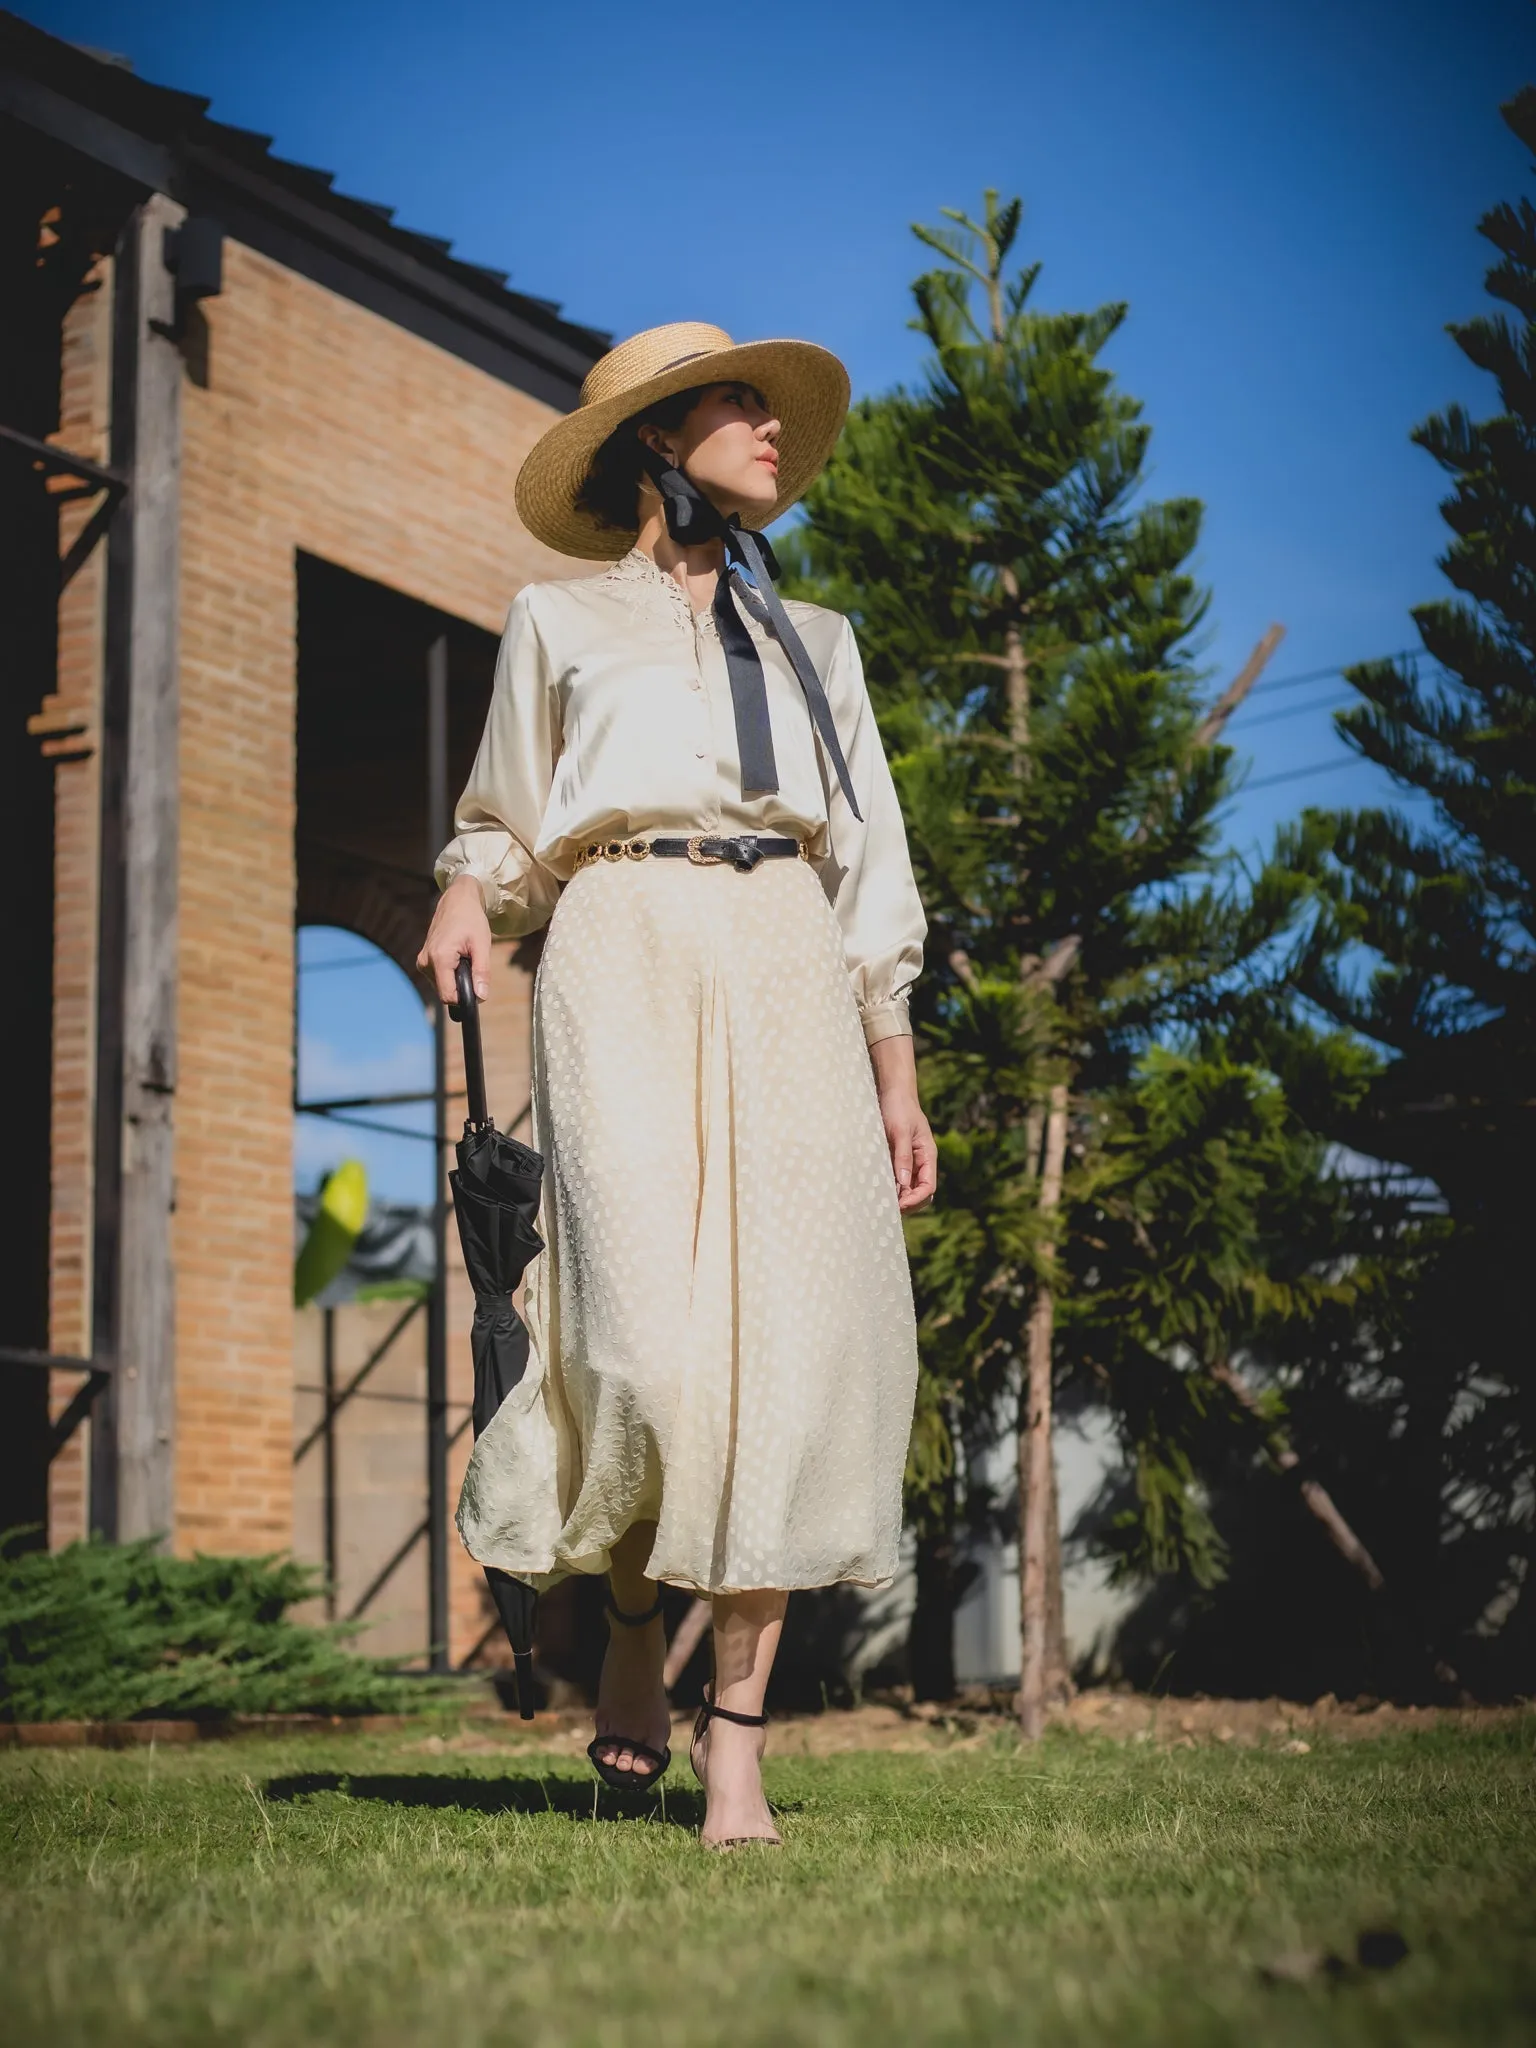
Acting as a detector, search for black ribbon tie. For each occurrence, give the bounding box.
[642,452,863,822]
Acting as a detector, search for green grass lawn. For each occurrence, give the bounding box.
[2,1719,1532,2047]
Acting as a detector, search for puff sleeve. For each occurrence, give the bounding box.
[433,588,563,938]
[818,618,926,1044]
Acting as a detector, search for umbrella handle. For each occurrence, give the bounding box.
[448,955,491,1131]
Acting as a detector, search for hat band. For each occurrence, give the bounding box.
[585,349,718,411]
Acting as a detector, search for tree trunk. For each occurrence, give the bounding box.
[1018,1363,1071,1708]
[1018,1082,1068,1738]
[1000,566,1029,761]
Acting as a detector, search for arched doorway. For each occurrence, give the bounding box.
[292,922,453,1660]
[290,553,503,1666]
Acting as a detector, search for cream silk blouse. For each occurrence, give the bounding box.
[435,548,926,1045]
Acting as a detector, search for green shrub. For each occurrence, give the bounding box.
[0,1534,430,1722]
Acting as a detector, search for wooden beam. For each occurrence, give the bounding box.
[0,1346,98,1372]
[426,635,451,1671]
[49,1372,112,1461]
[89,212,137,1540]
[104,195,185,1543]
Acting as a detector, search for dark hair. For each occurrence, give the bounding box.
[577,385,710,534]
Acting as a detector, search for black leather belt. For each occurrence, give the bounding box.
[572,834,809,874]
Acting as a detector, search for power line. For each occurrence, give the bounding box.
[295,1105,440,1145]
[296,1089,447,1113]
[1217,646,1451,742]
[1242,756,1442,797]
[1236,690,1355,732]
[1250,659,1354,694]
[1244,757,1361,792]
[1247,648,1426,697]
[299,954,400,975]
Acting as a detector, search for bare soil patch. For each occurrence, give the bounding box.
[8,1688,1526,1754]
[400,1687,1531,1760]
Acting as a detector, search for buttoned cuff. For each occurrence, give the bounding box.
[435,850,501,918]
[435,838,557,939]
[859,997,913,1047]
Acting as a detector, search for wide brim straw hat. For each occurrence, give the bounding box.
[515,321,850,561]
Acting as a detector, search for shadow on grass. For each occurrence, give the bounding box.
[264,1770,706,1829]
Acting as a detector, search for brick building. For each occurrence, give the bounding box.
[0,14,607,1664]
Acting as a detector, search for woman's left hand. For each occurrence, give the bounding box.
[868,1036,938,1214]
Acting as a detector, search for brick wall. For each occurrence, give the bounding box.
[174,240,574,1612]
[49,234,580,1657]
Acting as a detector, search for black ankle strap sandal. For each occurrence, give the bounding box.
[605,1592,665,1628]
[587,1591,672,1794]
[690,1688,782,1850]
[689,1688,769,1783]
[694,1698,768,1730]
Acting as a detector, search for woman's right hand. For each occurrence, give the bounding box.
[417,873,493,1004]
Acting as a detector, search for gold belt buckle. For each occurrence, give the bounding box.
[577,837,653,869]
[686,836,724,865]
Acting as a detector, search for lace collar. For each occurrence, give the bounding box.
[596,548,771,641]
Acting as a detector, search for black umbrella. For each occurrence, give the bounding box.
[448,955,545,1718]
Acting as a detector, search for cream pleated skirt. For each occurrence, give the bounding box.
[455,853,919,1595]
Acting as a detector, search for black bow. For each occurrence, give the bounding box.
[642,452,862,821]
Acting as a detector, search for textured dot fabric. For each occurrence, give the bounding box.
[455,853,920,1595]
[433,548,926,1045]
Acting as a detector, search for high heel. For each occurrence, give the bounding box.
[587,1592,672,1792]
[691,1688,781,1848]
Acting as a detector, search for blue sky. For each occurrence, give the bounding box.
[294,927,436,1204]
[28,0,1531,1200]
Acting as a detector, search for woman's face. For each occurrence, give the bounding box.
[642,382,781,518]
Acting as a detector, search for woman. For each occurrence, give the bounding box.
[418,321,935,1848]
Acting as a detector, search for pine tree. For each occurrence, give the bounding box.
[786,194,1347,1729]
[1285,90,1536,1689]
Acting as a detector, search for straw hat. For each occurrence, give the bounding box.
[514,321,850,560]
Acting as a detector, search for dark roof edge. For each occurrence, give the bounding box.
[0,11,609,408]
